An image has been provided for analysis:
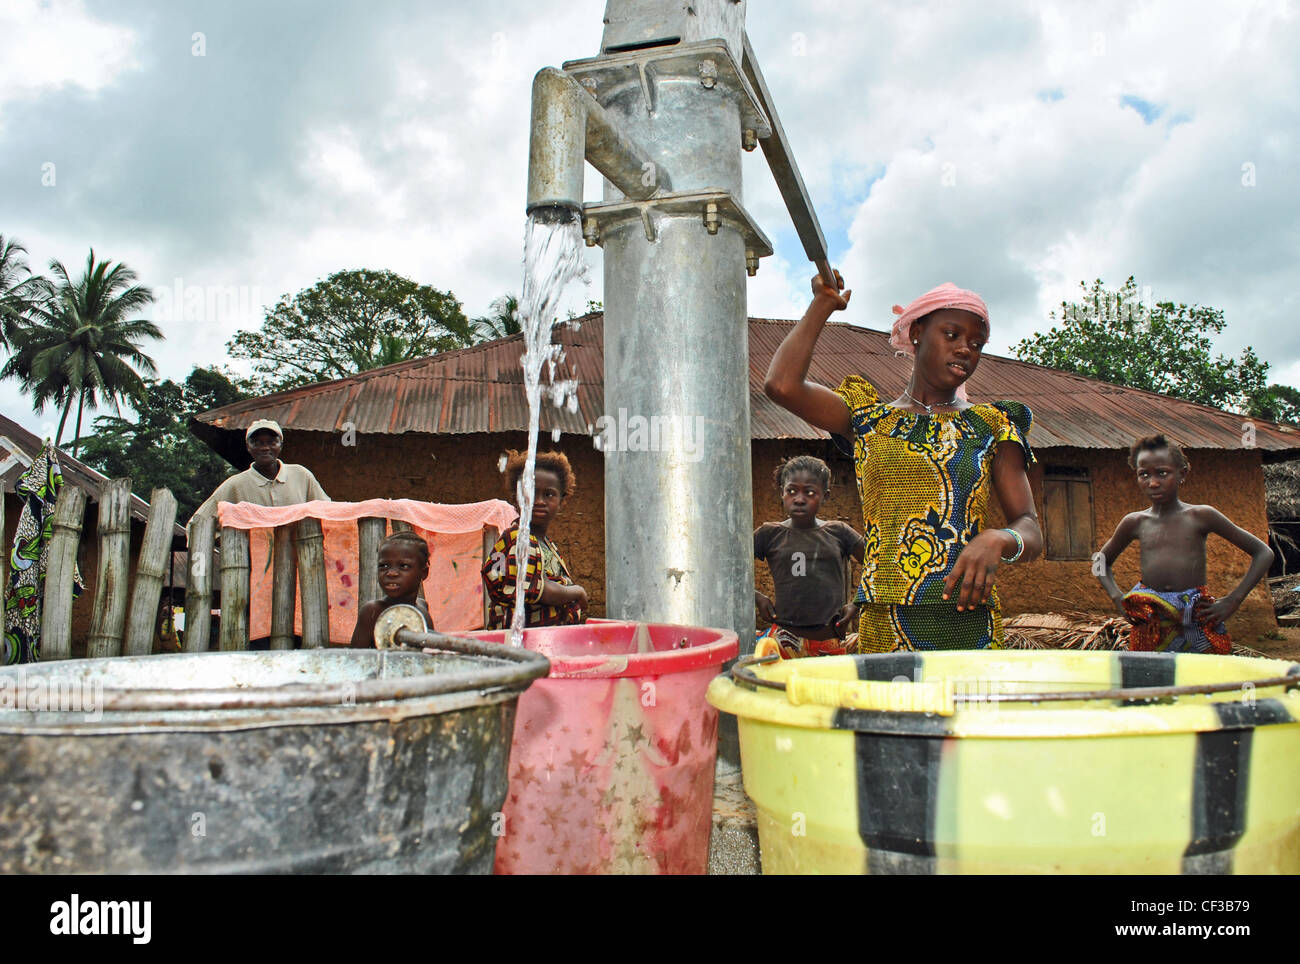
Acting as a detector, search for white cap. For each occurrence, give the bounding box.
[245,419,283,442]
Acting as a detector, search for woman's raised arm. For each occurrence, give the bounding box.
[763,273,854,437]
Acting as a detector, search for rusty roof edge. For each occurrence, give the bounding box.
[190,315,1300,454]
[184,417,1300,460]
[193,313,606,429]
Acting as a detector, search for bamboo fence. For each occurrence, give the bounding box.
[9,481,500,659]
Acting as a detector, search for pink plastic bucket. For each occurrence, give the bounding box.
[467,621,738,875]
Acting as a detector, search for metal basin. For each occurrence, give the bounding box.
[0,645,549,874]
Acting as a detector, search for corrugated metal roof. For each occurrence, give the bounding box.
[192,314,1300,461]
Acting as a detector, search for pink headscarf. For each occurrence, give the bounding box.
[888,282,990,401]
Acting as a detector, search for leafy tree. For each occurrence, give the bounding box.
[0,234,48,348]
[471,293,520,342]
[1247,384,1300,426]
[0,249,161,454]
[227,269,474,392]
[78,367,252,519]
[1013,277,1270,413]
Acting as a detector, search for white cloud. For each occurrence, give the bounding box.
[2,0,1298,441]
[822,0,1300,361]
[0,0,137,120]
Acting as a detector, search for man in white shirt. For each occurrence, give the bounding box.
[191,419,329,521]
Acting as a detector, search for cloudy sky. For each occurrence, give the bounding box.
[2,0,1297,438]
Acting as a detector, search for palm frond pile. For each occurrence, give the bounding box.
[1001,611,1267,658]
[1003,611,1130,651]
[1270,574,1300,617]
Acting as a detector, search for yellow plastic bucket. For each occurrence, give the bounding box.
[706,648,1300,874]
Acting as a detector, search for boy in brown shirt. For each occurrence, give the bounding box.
[755,457,865,658]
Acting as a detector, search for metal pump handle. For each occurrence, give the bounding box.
[740,33,837,290]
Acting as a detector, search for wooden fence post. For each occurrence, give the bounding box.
[184,514,214,652]
[124,488,177,657]
[86,479,133,659]
[40,485,87,661]
[481,525,499,628]
[357,517,386,609]
[270,525,297,651]
[218,526,250,651]
[295,518,329,647]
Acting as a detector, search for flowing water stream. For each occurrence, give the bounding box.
[508,208,586,645]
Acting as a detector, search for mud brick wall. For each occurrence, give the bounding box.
[276,432,1277,639]
[295,432,863,622]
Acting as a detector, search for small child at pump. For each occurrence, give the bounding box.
[348,531,434,648]
[754,456,866,658]
[481,450,587,629]
[1096,434,1273,653]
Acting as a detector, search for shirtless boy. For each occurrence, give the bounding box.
[1096,434,1273,653]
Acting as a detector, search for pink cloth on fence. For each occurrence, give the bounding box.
[217,499,519,644]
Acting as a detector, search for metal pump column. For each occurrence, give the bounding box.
[584,1,763,641]
[527,0,837,648]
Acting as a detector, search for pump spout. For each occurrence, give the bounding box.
[526,67,671,214]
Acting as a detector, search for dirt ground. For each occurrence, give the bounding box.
[1247,624,1300,663]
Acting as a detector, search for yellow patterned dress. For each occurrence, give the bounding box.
[833,375,1034,652]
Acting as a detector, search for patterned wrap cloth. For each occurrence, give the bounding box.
[833,375,1034,652]
[1122,582,1231,654]
[756,623,851,660]
[4,445,83,664]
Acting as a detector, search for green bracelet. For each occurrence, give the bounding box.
[1000,528,1024,563]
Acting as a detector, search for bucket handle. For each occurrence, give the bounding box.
[388,628,553,681]
[731,654,1300,709]
[755,634,957,713]
[786,671,956,715]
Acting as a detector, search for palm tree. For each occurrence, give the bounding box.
[1,249,162,455]
[0,234,49,349]
[470,293,521,342]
